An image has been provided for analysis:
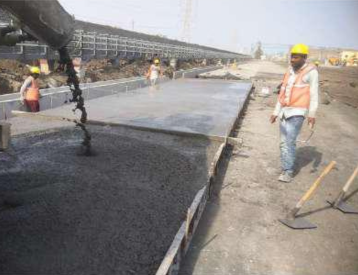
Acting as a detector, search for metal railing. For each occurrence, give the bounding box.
[0,29,248,60]
[68,30,243,60]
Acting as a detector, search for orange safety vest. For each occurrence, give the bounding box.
[25,76,40,101]
[278,64,316,109]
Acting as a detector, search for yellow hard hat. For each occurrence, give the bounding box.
[30,66,40,74]
[154,59,160,64]
[291,44,309,55]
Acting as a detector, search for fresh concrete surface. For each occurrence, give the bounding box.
[33,78,252,137]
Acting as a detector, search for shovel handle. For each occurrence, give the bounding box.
[342,165,358,193]
[333,165,358,208]
[296,161,336,209]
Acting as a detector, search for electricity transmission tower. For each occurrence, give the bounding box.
[181,0,193,43]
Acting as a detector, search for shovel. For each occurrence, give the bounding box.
[279,161,336,229]
[327,164,358,214]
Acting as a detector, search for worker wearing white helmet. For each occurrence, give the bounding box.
[20,66,41,112]
[270,44,319,182]
[146,58,163,86]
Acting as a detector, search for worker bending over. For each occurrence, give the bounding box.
[270,44,319,183]
[20,66,41,112]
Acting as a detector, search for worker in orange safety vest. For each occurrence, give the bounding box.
[270,44,319,182]
[20,66,41,112]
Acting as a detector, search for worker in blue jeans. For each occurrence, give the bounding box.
[270,44,319,182]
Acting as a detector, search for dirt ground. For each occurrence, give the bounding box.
[0,125,219,275]
[180,61,358,275]
[319,66,358,108]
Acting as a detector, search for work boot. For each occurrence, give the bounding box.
[278,171,292,183]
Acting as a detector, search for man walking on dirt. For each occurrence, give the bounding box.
[270,44,319,182]
[20,66,41,112]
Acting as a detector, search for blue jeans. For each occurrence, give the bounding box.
[280,116,304,174]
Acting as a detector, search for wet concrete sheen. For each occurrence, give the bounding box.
[42,79,252,137]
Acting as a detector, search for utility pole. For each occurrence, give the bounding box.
[232,29,238,52]
[131,20,135,31]
[181,0,193,43]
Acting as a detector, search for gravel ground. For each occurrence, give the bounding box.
[0,125,220,275]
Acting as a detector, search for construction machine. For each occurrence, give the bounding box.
[0,0,87,124]
[328,57,340,66]
[0,0,74,49]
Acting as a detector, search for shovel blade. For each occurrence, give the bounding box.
[279,217,317,229]
[327,200,358,214]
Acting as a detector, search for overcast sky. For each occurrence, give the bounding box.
[59,0,358,52]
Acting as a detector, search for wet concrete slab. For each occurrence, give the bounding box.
[38,79,252,137]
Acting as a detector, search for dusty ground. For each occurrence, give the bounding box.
[319,66,358,108]
[180,61,358,275]
[0,125,219,275]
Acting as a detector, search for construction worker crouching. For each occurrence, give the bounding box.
[270,44,319,183]
[146,58,163,86]
[20,66,41,112]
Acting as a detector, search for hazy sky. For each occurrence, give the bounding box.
[60,0,358,52]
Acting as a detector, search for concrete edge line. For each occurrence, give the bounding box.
[11,111,238,144]
[225,83,253,138]
[11,111,243,147]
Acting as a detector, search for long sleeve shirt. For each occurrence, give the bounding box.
[273,64,319,118]
[19,77,33,99]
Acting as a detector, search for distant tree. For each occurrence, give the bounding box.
[254,41,263,59]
